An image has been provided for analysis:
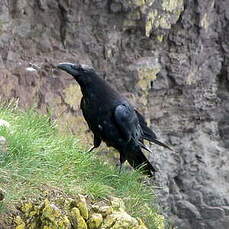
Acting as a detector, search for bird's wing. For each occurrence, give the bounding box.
[135,109,173,151]
[114,104,141,142]
[114,104,154,153]
[135,109,157,140]
[114,104,156,175]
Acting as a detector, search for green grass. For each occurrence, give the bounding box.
[0,103,162,228]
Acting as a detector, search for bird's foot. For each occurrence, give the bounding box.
[116,162,123,174]
[86,146,95,153]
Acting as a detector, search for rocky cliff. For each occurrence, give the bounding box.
[0,0,228,228]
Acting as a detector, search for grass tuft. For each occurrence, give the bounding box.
[0,103,161,228]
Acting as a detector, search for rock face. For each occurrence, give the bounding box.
[0,0,228,228]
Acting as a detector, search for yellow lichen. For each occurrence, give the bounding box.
[137,67,159,91]
[152,213,165,229]
[145,10,158,37]
[110,197,125,211]
[14,195,155,229]
[21,202,33,217]
[92,205,113,217]
[71,207,88,229]
[88,213,103,229]
[133,0,146,7]
[42,199,61,222]
[15,216,25,229]
[162,0,183,12]
[76,194,89,220]
[157,35,164,42]
[144,0,184,35]
[156,15,171,29]
[102,211,139,228]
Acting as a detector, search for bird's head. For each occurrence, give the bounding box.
[57,62,96,80]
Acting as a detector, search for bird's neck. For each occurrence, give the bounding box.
[77,76,120,102]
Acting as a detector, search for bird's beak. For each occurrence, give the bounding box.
[57,62,74,71]
[57,62,80,76]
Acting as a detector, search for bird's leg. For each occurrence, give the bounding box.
[117,153,126,174]
[86,146,96,153]
[86,135,101,153]
[119,163,123,174]
[115,161,123,174]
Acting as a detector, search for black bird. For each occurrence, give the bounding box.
[57,63,172,176]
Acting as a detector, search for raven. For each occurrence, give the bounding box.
[57,63,172,176]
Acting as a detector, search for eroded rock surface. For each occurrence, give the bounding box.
[0,0,228,228]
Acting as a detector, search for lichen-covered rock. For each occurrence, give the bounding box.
[131,57,161,92]
[100,197,149,228]
[15,216,25,229]
[145,10,158,37]
[92,205,113,217]
[18,199,71,228]
[15,195,151,229]
[110,197,126,211]
[41,199,71,228]
[76,194,89,220]
[70,207,88,229]
[42,199,61,221]
[101,211,139,228]
[87,213,103,229]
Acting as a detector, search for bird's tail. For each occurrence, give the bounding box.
[144,136,174,151]
[135,110,173,151]
[126,148,157,177]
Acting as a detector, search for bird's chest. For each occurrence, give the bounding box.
[81,96,113,131]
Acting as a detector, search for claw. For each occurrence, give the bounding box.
[86,146,96,153]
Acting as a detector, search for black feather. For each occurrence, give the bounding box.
[57,63,173,176]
